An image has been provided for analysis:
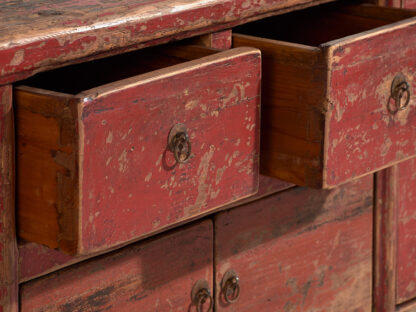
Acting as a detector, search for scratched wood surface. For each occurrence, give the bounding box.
[0,86,18,312]
[396,159,416,304]
[18,174,291,283]
[0,0,334,85]
[215,175,373,311]
[20,220,213,312]
[234,3,416,188]
[324,6,416,187]
[373,168,398,312]
[15,46,261,255]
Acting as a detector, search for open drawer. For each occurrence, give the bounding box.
[234,2,416,188]
[15,45,261,255]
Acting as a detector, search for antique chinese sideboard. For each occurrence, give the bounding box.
[1,0,416,311]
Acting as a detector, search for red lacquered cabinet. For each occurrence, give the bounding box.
[1,0,416,312]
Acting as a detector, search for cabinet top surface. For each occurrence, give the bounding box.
[0,0,330,84]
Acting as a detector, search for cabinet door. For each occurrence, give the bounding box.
[20,220,213,312]
[215,176,373,311]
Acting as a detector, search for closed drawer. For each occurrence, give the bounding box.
[234,3,416,188]
[20,220,214,312]
[15,45,261,255]
[215,175,373,311]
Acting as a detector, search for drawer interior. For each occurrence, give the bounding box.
[19,44,216,94]
[235,1,416,46]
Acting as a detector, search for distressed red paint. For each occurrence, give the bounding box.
[325,19,416,186]
[0,0,333,85]
[79,48,260,254]
[373,168,398,312]
[215,176,373,311]
[15,47,261,255]
[396,159,416,304]
[20,220,214,312]
[0,86,17,312]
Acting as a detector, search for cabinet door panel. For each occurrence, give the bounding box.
[215,176,373,311]
[20,220,213,312]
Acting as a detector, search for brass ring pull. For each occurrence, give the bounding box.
[168,124,191,164]
[192,280,213,312]
[389,73,411,115]
[221,270,241,304]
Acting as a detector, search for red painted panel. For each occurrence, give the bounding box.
[0,86,18,312]
[397,158,416,304]
[78,48,260,254]
[21,220,213,312]
[215,176,373,311]
[210,30,233,49]
[373,168,398,312]
[19,242,81,283]
[325,20,416,186]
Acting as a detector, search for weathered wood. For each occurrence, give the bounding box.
[396,159,416,304]
[374,168,397,312]
[15,88,78,252]
[234,3,416,188]
[0,0,335,85]
[19,242,83,283]
[15,46,261,255]
[224,174,294,209]
[192,30,233,49]
[19,173,292,283]
[20,220,214,312]
[0,85,18,312]
[233,33,326,187]
[215,175,373,311]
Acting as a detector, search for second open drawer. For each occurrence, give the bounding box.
[15,45,261,255]
[234,3,416,188]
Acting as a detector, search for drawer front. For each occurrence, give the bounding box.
[397,158,416,304]
[21,220,214,312]
[234,4,416,188]
[215,176,373,311]
[325,15,416,187]
[16,47,261,255]
[79,48,260,254]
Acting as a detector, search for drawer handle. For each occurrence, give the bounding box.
[389,73,411,114]
[168,124,192,164]
[192,280,213,312]
[221,269,240,304]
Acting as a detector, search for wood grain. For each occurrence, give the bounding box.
[374,168,397,312]
[396,159,416,304]
[215,175,373,311]
[20,220,214,312]
[15,46,261,255]
[0,85,18,312]
[15,87,79,252]
[0,0,335,85]
[191,30,233,49]
[233,33,327,187]
[234,3,416,188]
